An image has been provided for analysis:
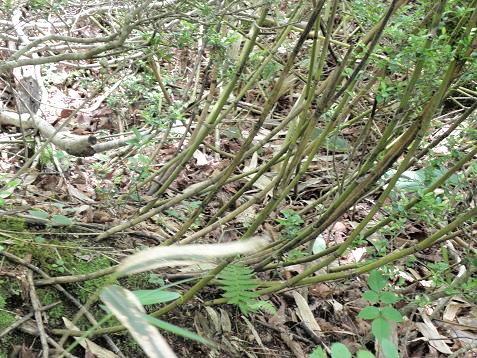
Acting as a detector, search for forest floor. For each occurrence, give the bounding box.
[0,1,476,358]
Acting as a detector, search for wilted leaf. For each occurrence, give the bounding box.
[292,291,321,333]
[100,285,177,358]
[192,150,208,166]
[416,314,452,354]
[312,235,327,254]
[62,317,118,358]
[118,237,268,276]
[67,184,95,203]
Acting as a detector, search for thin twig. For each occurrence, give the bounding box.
[27,270,49,358]
[0,301,60,338]
[0,251,126,358]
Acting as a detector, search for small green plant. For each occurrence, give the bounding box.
[2,0,13,13]
[285,248,309,262]
[165,201,203,228]
[28,209,74,227]
[147,273,165,286]
[50,259,67,273]
[276,209,304,239]
[358,270,403,358]
[72,256,115,303]
[0,178,21,206]
[0,293,15,329]
[0,295,15,357]
[127,153,153,181]
[310,269,402,358]
[36,289,64,321]
[216,264,275,315]
[310,343,377,358]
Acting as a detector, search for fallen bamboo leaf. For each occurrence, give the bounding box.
[62,318,118,358]
[118,236,269,276]
[100,285,177,358]
[292,291,321,334]
[416,313,452,354]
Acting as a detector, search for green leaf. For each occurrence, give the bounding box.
[380,338,399,358]
[50,214,73,226]
[358,306,381,320]
[312,128,350,152]
[381,307,403,322]
[247,300,277,315]
[6,179,21,188]
[33,236,46,243]
[326,135,350,152]
[362,290,380,303]
[132,289,180,305]
[310,346,327,358]
[147,273,165,286]
[132,127,143,139]
[394,170,426,191]
[379,291,401,304]
[28,209,49,220]
[357,350,376,358]
[372,317,391,339]
[330,343,351,358]
[143,315,216,348]
[368,270,387,292]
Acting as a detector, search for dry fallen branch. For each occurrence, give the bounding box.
[26,270,49,358]
[0,110,97,156]
[0,110,157,156]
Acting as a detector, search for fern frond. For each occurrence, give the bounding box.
[217,264,275,315]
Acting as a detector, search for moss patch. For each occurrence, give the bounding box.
[70,256,116,303]
[0,293,15,329]
[0,216,27,232]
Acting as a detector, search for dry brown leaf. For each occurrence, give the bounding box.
[242,316,264,347]
[67,184,95,203]
[192,149,209,166]
[292,291,321,334]
[19,344,36,358]
[443,298,466,322]
[416,313,452,354]
[443,323,477,346]
[219,308,232,333]
[310,283,333,298]
[63,318,119,358]
[243,152,273,191]
[204,307,221,333]
[456,317,477,330]
[93,210,113,223]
